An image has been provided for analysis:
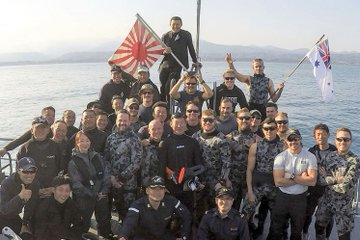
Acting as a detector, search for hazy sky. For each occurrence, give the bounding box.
[1,0,359,55]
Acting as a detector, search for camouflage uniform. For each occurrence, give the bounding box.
[140,139,163,187]
[316,151,360,239]
[248,75,270,118]
[192,130,231,193]
[105,128,143,220]
[227,129,256,209]
[242,136,284,219]
[129,119,147,134]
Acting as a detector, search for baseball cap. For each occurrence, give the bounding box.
[17,157,38,171]
[111,65,122,73]
[137,65,149,74]
[215,187,234,198]
[250,109,262,118]
[32,116,49,127]
[147,176,166,188]
[139,84,154,95]
[285,128,301,139]
[125,98,139,108]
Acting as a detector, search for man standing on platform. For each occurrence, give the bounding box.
[159,16,199,102]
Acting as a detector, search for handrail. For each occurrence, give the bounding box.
[0,152,14,181]
[354,178,360,216]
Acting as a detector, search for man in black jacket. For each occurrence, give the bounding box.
[0,157,40,237]
[118,176,191,240]
[33,175,85,240]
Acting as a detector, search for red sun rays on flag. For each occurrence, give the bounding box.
[108,19,164,76]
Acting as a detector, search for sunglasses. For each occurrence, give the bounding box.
[186,109,199,113]
[202,118,215,123]
[276,120,288,125]
[287,135,301,142]
[186,82,197,86]
[336,137,351,143]
[128,105,139,110]
[238,116,251,121]
[224,77,235,81]
[263,126,277,131]
[22,170,36,174]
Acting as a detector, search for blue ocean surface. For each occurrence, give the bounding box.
[0,61,359,157]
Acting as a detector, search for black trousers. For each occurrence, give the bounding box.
[270,191,307,240]
[159,66,181,102]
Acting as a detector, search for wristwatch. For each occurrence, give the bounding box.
[290,173,295,180]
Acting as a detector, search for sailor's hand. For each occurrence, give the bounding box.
[225,53,234,64]
[39,187,54,198]
[164,47,172,54]
[247,192,257,204]
[278,81,285,89]
[111,175,123,189]
[19,184,32,202]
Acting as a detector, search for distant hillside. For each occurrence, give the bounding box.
[0,41,359,66]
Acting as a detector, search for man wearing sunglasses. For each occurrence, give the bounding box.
[227,108,256,210]
[242,117,284,238]
[210,69,248,116]
[315,128,359,240]
[169,72,213,114]
[275,112,289,141]
[0,157,40,237]
[125,98,146,134]
[225,54,284,118]
[270,129,317,240]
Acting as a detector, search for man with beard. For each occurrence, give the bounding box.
[242,118,284,238]
[210,68,248,115]
[315,128,359,240]
[125,98,146,134]
[105,109,143,222]
[17,117,62,199]
[216,98,238,135]
[99,65,133,114]
[192,109,231,209]
[184,101,201,136]
[138,84,157,124]
[271,129,317,240]
[225,54,284,118]
[227,108,256,210]
[275,112,289,141]
[140,119,165,186]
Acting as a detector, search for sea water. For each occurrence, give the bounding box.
[0,61,359,158]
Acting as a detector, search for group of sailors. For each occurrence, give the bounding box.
[0,15,359,240]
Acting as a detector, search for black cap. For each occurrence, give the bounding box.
[285,128,301,140]
[17,157,37,171]
[215,187,234,198]
[111,65,122,73]
[147,176,166,188]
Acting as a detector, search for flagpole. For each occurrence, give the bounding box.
[196,0,201,58]
[136,13,187,71]
[267,34,325,102]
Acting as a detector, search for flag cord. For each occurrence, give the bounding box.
[266,34,325,103]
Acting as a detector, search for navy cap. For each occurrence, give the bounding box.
[17,157,37,171]
[111,65,122,73]
[286,128,301,139]
[147,176,166,188]
[215,187,234,198]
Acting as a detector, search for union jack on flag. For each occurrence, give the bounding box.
[317,39,331,69]
[108,18,164,76]
[306,36,334,102]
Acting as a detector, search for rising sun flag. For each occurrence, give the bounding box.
[306,37,334,102]
[108,18,164,76]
